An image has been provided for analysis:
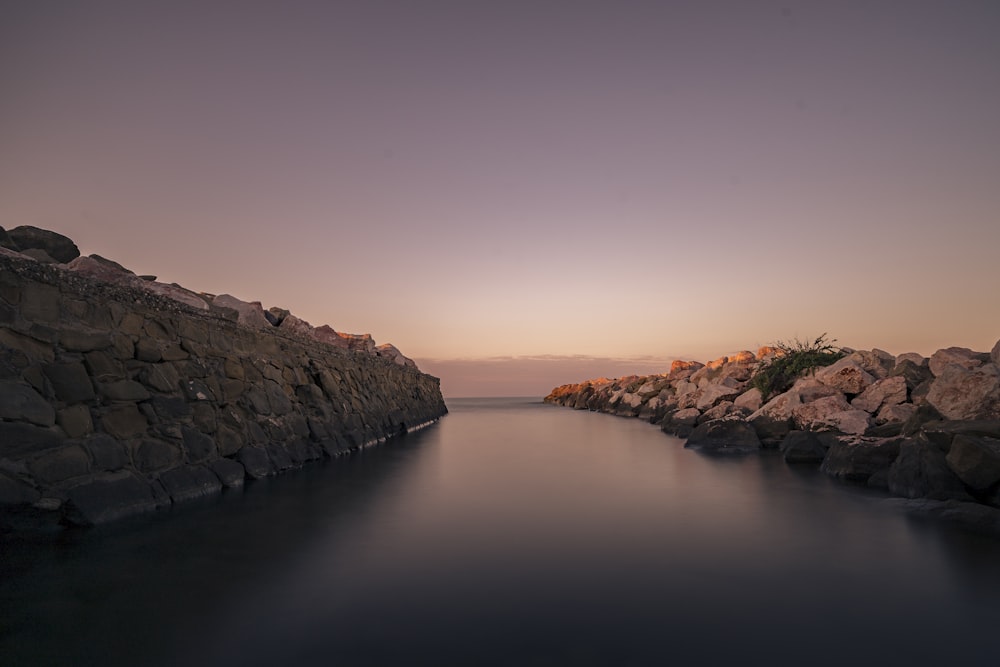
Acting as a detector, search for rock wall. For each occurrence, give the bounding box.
[546,343,1000,533]
[0,250,446,531]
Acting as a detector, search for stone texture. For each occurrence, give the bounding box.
[945,435,1000,494]
[208,458,245,488]
[781,431,832,464]
[733,387,762,411]
[57,405,94,438]
[929,347,985,377]
[888,438,972,501]
[685,419,760,455]
[0,380,56,426]
[100,404,148,439]
[926,364,1000,420]
[821,437,902,482]
[813,358,876,395]
[65,474,168,525]
[791,394,850,430]
[7,225,80,263]
[159,465,223,503]
[43,361,95,403]
[850,375,907,414]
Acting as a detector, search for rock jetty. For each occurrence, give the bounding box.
[0,226,447,531]
[546,343,1000,534]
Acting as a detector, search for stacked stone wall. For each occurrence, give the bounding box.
[0,254,446,529]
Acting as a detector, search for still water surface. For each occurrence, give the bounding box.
[3,398,1000,665]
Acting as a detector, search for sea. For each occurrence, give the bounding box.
[2,397,1000,666]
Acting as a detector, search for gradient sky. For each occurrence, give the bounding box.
[2,1,999,396]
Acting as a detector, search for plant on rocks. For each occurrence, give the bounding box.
[749,334,845,400]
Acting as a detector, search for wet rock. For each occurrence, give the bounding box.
[781,431,833,464]
[208,458,245,488]
[159,465,223,503]
[888,438,972,500]
[65,474,168,525]
[821,437,902,483]
[945,434,1000,494]
[685,419,760,455]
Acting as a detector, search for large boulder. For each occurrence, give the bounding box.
[814,358,876,395]
[888,438,972,500]
[695,383,741,411]
[733,387,763,411]
[6,225,80,263]
[211,294,268,326]
[850,376,907,413]
[685,419,761,455]
[945,435,1000,494]
[928,347,986,377]
[143,282,209,311]
[65,255,140,285]
[821,437,902,482]
[791,394,851,430]
[781,430,834,464]
[993,339,1000,365]
[890,359,933,392]
[925,363,1000,420]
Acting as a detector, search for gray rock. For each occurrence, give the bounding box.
[65,474,168,525]
[0,421,66,459]
[57,404,94,438]
[98,380,151,401]
[7,225,80,263]
[946,434,1000,494]
[208,458,245,488]
[821,437,902,482]
[926,363,1000,420]
[84,434,128,472]
[28,444,90,483]
[685,419,761,455]
[781,431,831,464]
[42,362,95,404]
[59,329,113,352]
[813,358,876,395]
[159,465,223,503]
[929,347,984,377]
[0,380,56,426]
[132,438,183,472]
[237,446,274,479]
[0,472,40,505]
[181,427,216,462]
[100,404,148,439]
[888,438,972,500]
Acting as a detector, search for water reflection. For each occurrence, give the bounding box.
[3,398,1000,666]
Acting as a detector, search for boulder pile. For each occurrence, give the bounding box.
[546,343,1000,533]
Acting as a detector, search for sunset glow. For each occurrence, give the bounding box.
[2,1,998,395]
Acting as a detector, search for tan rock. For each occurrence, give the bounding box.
[850,376,908,413]
[992,339,1000,365]
[876,402,918,424]
[823,409,872,435]
[695,384,741,411]
[929,347,984,377]
[895,352,926,367]
[792,395,851,430]
[734,387,763,412]
[926,363,1000,420]
[748,389,802,423]
[211,294,269,326]
[791,377,843,403]
[814,358,876,394]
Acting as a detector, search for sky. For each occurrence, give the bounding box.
[2,1,999,397]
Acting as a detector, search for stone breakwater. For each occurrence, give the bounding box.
[0,227,446,530]
[546,343,1000,533]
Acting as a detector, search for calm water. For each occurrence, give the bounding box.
[3,398,1000,666]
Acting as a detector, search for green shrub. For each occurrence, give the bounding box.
[749,334,845,400]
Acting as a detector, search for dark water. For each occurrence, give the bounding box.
[3,398,1000,666]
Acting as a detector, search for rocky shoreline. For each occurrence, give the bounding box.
[545,342,1000,535]
[0,226,447,531]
